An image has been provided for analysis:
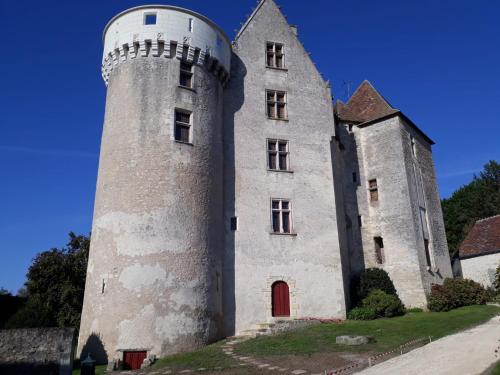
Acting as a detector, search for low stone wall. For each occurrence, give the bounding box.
[269,319,321,334]
[0,327,75,375]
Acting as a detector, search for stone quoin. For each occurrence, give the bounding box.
[78,0,453,366]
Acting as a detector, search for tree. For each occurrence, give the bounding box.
[6,232,90,329]
[442,160,500,256]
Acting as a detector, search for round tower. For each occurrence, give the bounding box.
[78,5,231,365]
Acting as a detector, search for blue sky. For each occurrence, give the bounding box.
[0,0,498,293]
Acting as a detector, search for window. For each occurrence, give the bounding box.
[188,18,194,32]
[369,179,378,202]
[266,42,284,68]
[230,217,238,231]
[357,215,362,228]
[144,13,157,25]
[179,62,193,88]
[174,110,191,143]
[268,139,289,171]
[374,236,384,264]
[424,239,432,268]
[271,199,292,234]
[352,172,357,183]
[266,90,287,120]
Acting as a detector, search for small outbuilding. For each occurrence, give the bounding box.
[459,215,500,287]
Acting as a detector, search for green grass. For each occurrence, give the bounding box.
[486,361,500,375]
[152,340,240,371]
[72,364,106,375]
[235,305,500,356]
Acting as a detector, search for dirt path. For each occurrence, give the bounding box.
[356,316,500,375]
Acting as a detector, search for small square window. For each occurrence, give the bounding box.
[179,62,193,88]
[144,13,157,25]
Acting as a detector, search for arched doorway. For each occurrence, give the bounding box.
[272,281,290,317]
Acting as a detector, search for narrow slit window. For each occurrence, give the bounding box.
[174,110,191,143]
[374,236,384,264]
[230,217,238,231]
[411,135,416,157]
[179,62,193,88]
[352,172,357,183]
[268,139,289,171]
[188,18,194,32]
[424,239,432,267]
[266,90,287,120]
[271,199,292,234]
[144,13,157,25]
[357,215,362,228]
[266,42,285,68]
[369,179,378,202]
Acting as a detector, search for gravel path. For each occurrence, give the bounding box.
[357,315,500,375]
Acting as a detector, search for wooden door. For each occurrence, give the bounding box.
[272,281,290,317]
[123,351,147,370]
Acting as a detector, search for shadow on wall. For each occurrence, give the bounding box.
[80,332,108,365]
[222,52,246,337]
[0,361,60,375]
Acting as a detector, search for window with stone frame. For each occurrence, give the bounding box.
[374,236,384,264]
[174,110,191,143]
[266,90,287,120]
[369,179,378,202]
[179,62,193,88]
[268,139,290,171]
[271,199,292,234]
[424,239,432,268]
[266,42,284,68]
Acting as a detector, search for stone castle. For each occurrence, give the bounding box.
[78,0,453,365]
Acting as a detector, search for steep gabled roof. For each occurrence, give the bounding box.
[459,215,500,259]
[334,80,435,145]
[335,80,398,123]
[234,0,268,42]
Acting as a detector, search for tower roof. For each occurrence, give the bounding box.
[335,80,435,145]
[335,80,397,123]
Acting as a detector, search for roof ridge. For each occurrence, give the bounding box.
[475,214,500,223]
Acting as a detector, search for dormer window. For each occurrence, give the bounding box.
[144,13,157,25]
[266,42,284,68]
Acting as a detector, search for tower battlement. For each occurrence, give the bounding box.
[102,5,231,85]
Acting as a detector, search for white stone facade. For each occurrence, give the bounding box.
[461,253,500,288]
[78,0,453,364]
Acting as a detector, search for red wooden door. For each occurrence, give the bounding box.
[272,281,290,317]
[123,351,147,370]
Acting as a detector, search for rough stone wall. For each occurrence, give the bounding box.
[0,328,75,375]
[461,253,500,287]
[399,119,452,294]
[354,117,427,307]
[223,0,347,336]
[78,55,225,361]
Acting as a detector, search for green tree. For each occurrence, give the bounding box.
[442,160,500,256]
[6,232,90,329]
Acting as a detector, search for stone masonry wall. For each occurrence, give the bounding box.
[461,253,500,288]
[0,328,75,375]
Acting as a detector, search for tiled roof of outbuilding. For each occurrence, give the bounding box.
[459,215,500,259]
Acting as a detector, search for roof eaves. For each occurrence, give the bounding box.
[357,111,435,145]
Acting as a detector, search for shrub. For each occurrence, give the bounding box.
[352,268,398,306]
[494,264,500,292]
[362,289,405,318]
[428,278,489,312]
[407,307,423,313]
[347,307,377,320]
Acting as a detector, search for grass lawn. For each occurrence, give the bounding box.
[486,361,500,375]
[235,305,500,356]
[151,340,240,371]
[72,364,106,375]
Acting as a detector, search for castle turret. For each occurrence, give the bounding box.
[78,5,231,364]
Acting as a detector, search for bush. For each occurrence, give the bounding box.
[494,264,500,292]
[362,289,405,318]
[347,307,377,320]
[428,278,489,312]
[407,307,423,313]
[352,268,398,306]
